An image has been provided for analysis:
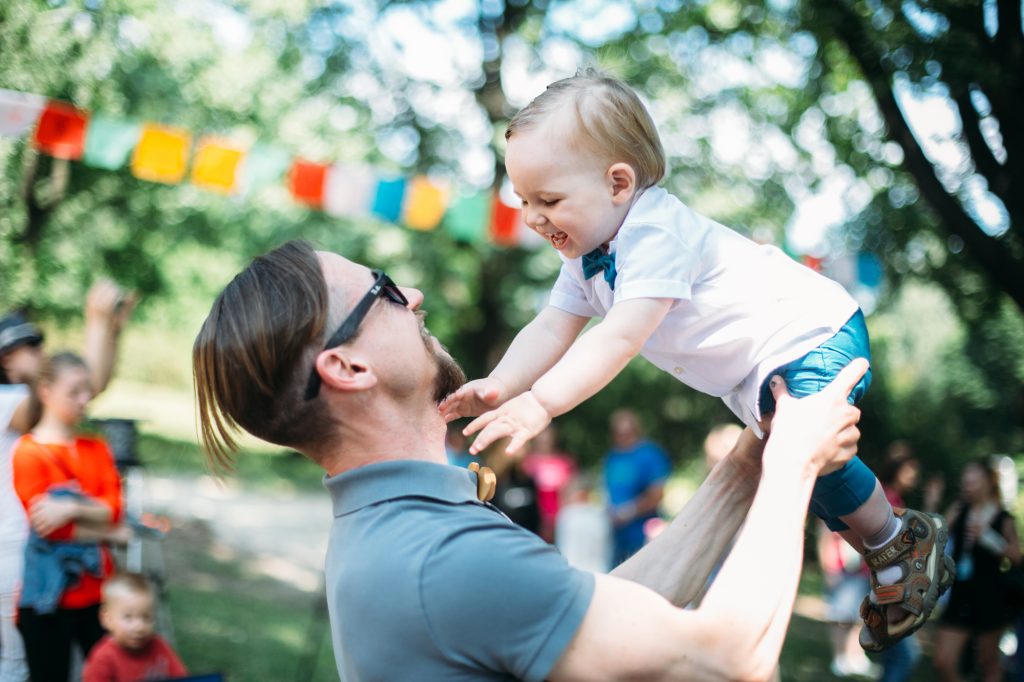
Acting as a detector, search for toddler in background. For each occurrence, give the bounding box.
[441,70,953,650]
[83,572,187,682]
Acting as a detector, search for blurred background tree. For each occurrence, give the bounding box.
[0,0,1020,485]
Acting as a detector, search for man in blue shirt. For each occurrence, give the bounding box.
[603,409,672,565]
[193,240,869,682]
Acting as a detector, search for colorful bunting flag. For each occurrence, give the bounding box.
[83,117,141,170]
[289,159,329,208]
[191,138,244,194]
[238,144,290,194]
[372,177,407,223]
[491,196,522,245]
[1,87,530,247]
[0,88,46,138]
[857,252,883,288]
[403,177,448,231]
[32,101,88,160]
[131,124,191,184]
[442,191,489,243]
[324,163,375,217]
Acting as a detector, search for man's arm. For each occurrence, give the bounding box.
[611,428,764,607]
[549,360,867,682]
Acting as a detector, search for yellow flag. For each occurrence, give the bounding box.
[131,124,190,184]
[403,176,448,231]
[191,138,244,194]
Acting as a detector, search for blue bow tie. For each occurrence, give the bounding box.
[582,248,617,290]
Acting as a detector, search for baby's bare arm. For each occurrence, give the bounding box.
[490,305,590,395]
[531,298,674,416]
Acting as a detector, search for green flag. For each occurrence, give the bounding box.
[442,190,489,243]
[239,144,291,194]
[83,117,141,170]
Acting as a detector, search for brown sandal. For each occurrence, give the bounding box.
[858,508,956,652]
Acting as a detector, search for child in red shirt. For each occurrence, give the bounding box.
[84,572,187,682]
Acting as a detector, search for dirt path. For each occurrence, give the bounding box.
[138,473,333,593]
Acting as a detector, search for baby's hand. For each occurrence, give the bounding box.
[439,377,509,422]
[464,391,551,456]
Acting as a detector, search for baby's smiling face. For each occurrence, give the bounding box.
[505,117,631,260]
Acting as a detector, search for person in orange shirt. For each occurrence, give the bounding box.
[12,352,124,682]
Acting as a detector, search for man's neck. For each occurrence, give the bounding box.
[318,402,448,478]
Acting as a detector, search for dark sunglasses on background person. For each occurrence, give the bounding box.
[304,270,408,400]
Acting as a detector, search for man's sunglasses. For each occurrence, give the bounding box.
[304,270,408,400]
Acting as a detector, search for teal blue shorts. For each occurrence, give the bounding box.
[759,310,875,531]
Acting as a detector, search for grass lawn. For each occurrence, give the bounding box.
[160,519,339,682]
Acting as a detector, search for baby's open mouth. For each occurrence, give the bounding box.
[549,232,567,249]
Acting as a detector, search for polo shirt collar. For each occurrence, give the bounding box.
[325,459,479,517]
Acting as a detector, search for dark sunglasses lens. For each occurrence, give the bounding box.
[383,282,407,305]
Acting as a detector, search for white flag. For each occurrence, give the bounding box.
[0,88,46,138]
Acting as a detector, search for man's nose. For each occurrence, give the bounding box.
[401,287,424,310]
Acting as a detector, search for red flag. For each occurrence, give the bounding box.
[491,192,521,246]
[32,101,88,160]
[289,159,328,208]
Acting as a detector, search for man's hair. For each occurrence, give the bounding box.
[102,572,153,604]
[505,69,666,189]
[193,240,337,470]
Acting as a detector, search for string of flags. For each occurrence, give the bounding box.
[0,87,539,246]
[0,87,885,295]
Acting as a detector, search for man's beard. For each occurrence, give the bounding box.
[431,344,466,404]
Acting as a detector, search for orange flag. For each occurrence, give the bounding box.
[131,124,191,184]
[191,138,244,194]
[32,101,88,160]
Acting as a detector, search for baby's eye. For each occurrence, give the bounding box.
[542,198,560,207]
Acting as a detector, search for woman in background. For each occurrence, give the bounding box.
[933,457,1022,682]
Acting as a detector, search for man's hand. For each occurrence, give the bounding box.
[28,495,79,537]
[439,377,509,422]
[765,358,868,475]
[463,391,551,455]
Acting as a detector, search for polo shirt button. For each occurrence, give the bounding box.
[673,366,683,375]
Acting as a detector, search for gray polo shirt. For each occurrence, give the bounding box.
[324,459,595,682]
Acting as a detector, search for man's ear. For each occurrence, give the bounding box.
[315,348,377,394]
[607,162,637,205]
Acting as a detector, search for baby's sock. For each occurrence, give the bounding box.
[862,506,903,585]
[839,483,907,620]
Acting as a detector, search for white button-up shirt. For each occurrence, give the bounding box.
[548,187,858,434]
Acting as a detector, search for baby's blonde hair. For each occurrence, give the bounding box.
[505,69,666,189]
